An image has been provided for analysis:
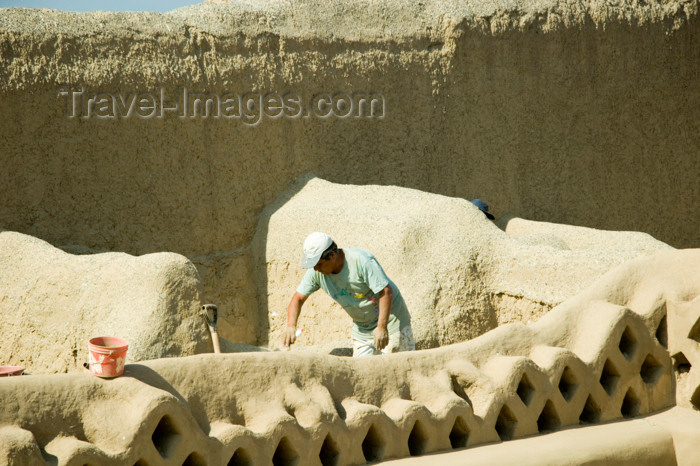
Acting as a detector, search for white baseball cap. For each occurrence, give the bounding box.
[300,232,333,268]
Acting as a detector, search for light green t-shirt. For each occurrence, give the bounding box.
[296,248,411,335]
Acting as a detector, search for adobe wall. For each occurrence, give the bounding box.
[0,0,698,344]
[1,249,698,465]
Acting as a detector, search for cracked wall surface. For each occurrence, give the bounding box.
[0,0,698,343]
[0,249,697,465]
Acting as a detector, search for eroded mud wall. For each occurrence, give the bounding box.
[0,1,698,343]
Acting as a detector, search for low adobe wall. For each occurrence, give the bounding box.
[0,0,698,344]
[1,249,698,464]
[0,230,211,374]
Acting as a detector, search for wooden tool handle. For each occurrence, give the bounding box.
[210,328,221,354]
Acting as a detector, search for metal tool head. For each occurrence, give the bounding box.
[201,304,218,328]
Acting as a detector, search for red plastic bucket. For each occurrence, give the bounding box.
[87,336,128,378]
[0,366,24,377]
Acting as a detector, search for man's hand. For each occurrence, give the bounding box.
[283,325,297,348]
[373,325,389,351]
[373,285,392,352]
[284,292,308,349]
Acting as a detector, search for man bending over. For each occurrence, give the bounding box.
[283,232,414,357]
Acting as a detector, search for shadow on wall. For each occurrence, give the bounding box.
[251,175,314,347]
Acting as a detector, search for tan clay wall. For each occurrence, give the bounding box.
[0,0,698,343]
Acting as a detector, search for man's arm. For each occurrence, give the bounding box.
[284,291,309,347]
[374,285,393,350]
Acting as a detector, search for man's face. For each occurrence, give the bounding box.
[314,254,336,274]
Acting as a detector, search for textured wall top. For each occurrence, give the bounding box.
[1,0,697,90]
[1,0,695,39]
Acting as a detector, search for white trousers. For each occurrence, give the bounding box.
[352,325,415,357]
